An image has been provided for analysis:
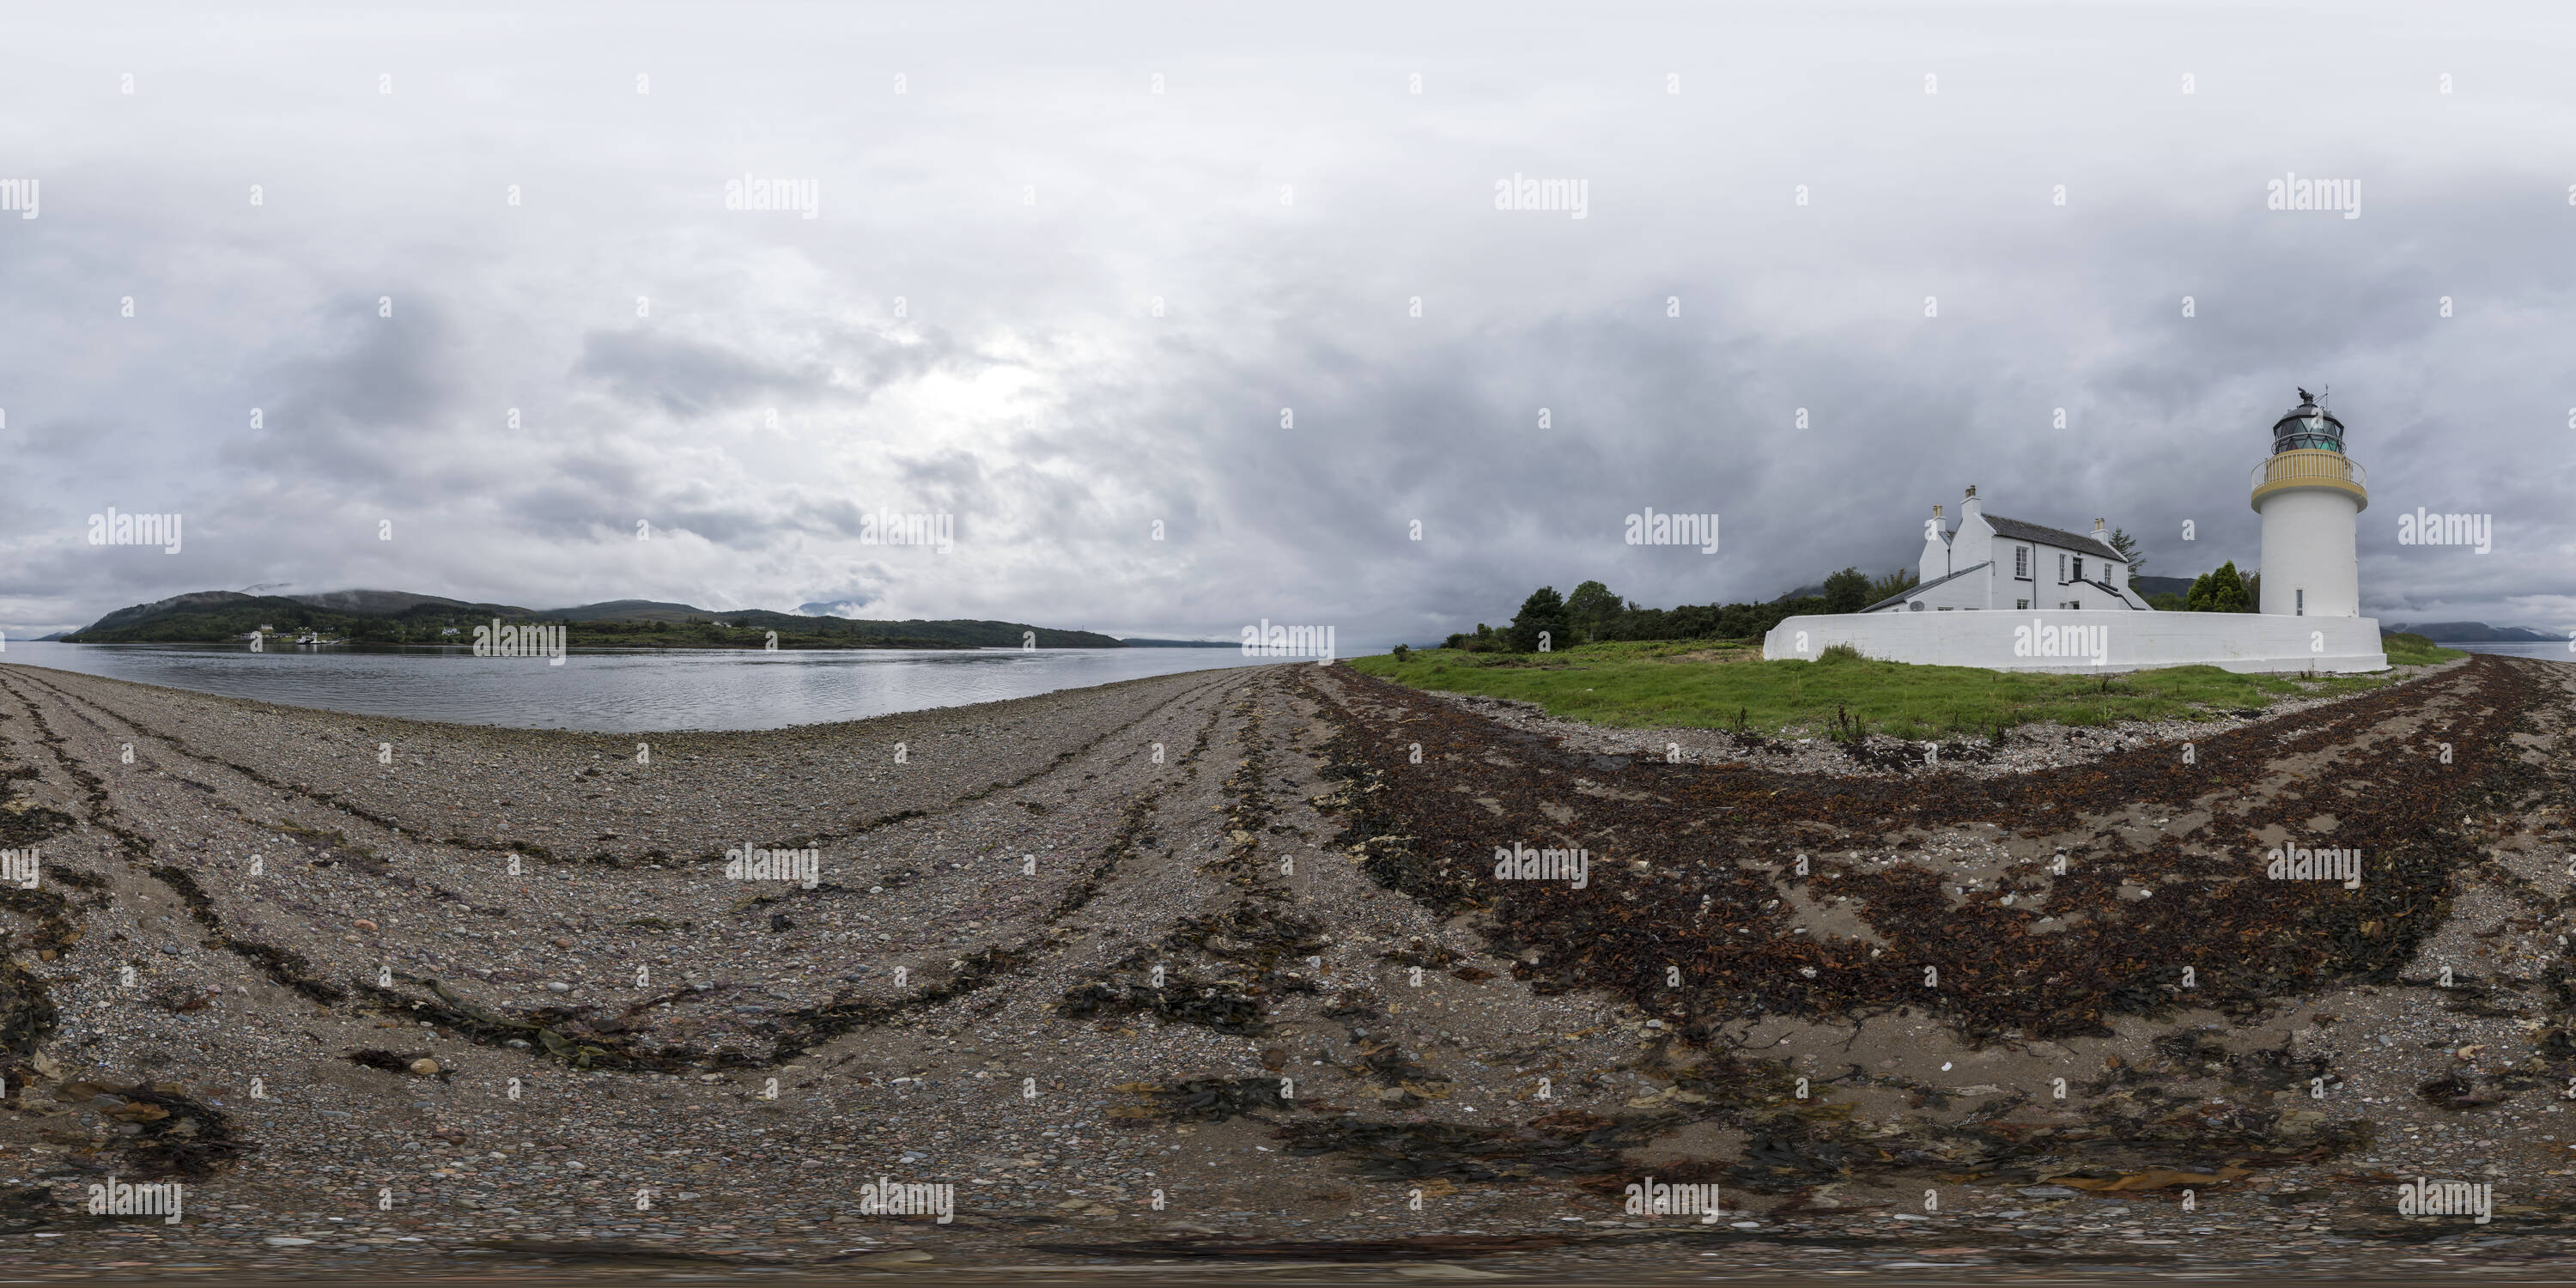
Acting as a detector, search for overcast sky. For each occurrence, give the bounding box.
[3,1,2572,645]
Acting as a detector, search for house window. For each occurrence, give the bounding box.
[2057,552,2068,583]
[2295,588,2304,616]
[2015,598,2029,610]
[2014,547,2029,579]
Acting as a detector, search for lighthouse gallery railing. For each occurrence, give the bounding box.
[2251,449,2366,493]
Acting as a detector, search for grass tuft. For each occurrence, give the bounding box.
[1349,639,2439,739]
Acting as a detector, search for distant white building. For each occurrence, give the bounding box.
[1871,485,2151,613]
[1764,392,2386,673]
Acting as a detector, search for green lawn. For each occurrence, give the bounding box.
[1349,635,2464,740]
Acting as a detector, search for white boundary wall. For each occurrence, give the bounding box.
[1761,611,2389,674]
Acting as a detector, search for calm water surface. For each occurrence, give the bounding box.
[0,641,1290,732]
[2446,641,2575,659]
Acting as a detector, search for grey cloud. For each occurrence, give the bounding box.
[1,3,2571,642]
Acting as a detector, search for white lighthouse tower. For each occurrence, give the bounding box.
[2251,388,2366,617]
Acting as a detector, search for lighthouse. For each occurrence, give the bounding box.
[2251,388,2366,617]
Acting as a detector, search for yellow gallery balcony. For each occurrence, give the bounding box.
[2251,448,2367,511]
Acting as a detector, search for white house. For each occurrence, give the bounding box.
[1762,392,2387,674]
[1872,486,2152,614]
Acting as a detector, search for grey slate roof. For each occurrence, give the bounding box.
[1864,561,1991,613]
[1983,513,2125,562]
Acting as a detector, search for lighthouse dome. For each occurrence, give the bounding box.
[2270,389,2346,454]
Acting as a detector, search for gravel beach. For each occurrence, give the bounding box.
[0,654,2570,1282]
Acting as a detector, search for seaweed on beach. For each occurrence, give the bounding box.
[0,884,85,957]
[1167,902,1328,973]
[1058,972,1272,1035]
[139,864,343,1003]
[1376,938,1464,969]
[767,943,1031,1061]
[0,802,76,850]
[354,977,688,1072]
[1273,1108,1665,1182]
[79,1083,258,1180]
[0,959,58,1058]
[1306,657,2551,1044]
[1109,1076,1294,1123]
[342,1048,437,1074]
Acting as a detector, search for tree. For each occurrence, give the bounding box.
[2243,569,2261,611]
[1564,580,1624,641]
[2105,527,2144,586]
[1864,567,1920,607]
[2185,561,2251,612]
[1821,567,1872,615]
[1508,586,1570,653]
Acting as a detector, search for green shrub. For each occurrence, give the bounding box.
[2379,632,2464,665]
[2184,562,2253,612]
[1508,586,1571,653]
[1821,568,1872,615]
[1816,642,1864,665]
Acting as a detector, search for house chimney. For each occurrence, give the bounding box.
[2093,518,2106,536]
[1959,485,1981,521]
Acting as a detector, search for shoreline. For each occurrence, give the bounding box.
[0,647,1286,735]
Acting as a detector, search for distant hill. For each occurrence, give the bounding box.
[541,600,720,623]
[62,589,1126,649]
[2385,622,2571,643]
[290,589,536,617]
[1121,638,1239,648]
[550,607,1125,650]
